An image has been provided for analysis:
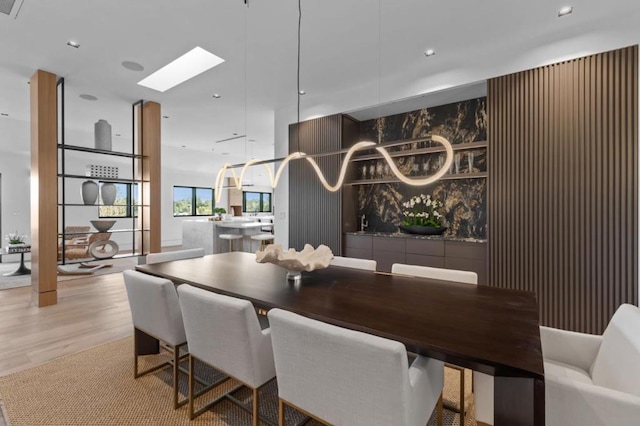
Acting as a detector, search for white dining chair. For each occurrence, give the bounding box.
[330,256,377,271]
[177,284,276,425]
[391,263,478,425]
[122,270,188,409]
[268,308,444,426]
[146,248,204,264]
[541,304,640,426]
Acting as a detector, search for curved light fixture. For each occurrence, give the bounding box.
[214,135,454,201]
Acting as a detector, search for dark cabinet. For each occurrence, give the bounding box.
[344,233,487,284]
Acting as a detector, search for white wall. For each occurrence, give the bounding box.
[0,150,31,263]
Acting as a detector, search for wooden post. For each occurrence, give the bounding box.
[141,101,161,254]
[30,70,58,307]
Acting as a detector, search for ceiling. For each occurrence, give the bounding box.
[0,0,639,174]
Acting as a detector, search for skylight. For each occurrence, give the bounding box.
[137,47,225,92]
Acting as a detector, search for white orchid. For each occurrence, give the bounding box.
[401,194,444,228]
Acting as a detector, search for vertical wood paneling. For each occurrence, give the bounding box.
[289,115,342,254]
[141,101,161,254]
[488,46,638,334]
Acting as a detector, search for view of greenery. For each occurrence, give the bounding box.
[99,183,136,218]
[173,186,214,216]
[243,191,272,213]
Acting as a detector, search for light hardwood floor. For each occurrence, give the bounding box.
[0,273,133,377]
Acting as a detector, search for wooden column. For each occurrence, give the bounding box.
[141,101,161,254]
[30,70,58,307]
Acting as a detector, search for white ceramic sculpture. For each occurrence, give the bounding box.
[255,244,333,281]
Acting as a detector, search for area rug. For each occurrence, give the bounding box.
[0,337,477,425]
[0,258,138,291]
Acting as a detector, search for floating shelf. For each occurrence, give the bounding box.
[57,173,140,183]
[58,144,141,159]
[57,203,150,207]
[345,172,487,185]
[57,252,143,265]
[350,141,487,162]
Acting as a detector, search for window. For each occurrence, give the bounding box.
[243,191,272,213]
[173,186,214,216]
[99,182,137,218]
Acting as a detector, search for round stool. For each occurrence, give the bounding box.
[251,234,275,252]
[219,234,243,252]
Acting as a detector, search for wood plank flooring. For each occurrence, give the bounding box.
[0,273,132,377]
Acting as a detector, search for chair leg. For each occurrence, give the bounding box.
[133,328,139,378]
[252,387,260,426]
[437,393,443,426]
[278,398,285,426]
[188,354,195,420]
[459,368,465,425]
[173,344,180,409]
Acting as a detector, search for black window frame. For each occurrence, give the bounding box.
[242,191,272,213]
[173,186,214,217]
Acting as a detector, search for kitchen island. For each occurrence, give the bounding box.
[182,219,273,254]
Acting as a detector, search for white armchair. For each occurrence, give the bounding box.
[542,303,640,426]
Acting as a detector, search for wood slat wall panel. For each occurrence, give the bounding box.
[289,115,342,254]
[488,46,638,334]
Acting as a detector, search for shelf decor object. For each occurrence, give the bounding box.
[397,224,447,235]
[94,119,112,151]
[90,220,116,233]
[255,243,333,282]
[399,194,447,235]
[81,180,99,205]
[100,182,117,205]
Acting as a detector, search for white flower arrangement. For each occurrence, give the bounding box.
[401,194,444,227]
[5,231,27,245]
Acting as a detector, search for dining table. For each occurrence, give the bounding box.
[136,252,544,426]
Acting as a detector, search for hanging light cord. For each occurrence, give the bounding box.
[296,0,302,153]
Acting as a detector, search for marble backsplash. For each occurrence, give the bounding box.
[354,98,487,239]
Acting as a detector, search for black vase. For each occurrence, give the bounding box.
[398,224,447,235]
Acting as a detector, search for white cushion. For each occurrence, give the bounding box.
[545,360,592,385]
[330,256,377,271]
[391,264,477,284]
[590,304,640,397]
[146,248,204,264]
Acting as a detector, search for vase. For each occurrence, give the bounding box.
[94,119,112,151]
[398,224,447,235]
[101,182,117,205]
[81,180,99,205]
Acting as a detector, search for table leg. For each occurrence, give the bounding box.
[494,376,544,426]
[135,328,160,355]
[3,252,31,276]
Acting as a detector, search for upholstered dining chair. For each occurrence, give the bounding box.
[541,304,640,426]
[122,270,188,409]
[268,308,444,426]
[391,263,478,425]
[177,284,276,425]
[330,256,377,271]
[146,248,205,264]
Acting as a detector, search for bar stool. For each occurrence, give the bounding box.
[250,234,274,252]
[219,234,243,252]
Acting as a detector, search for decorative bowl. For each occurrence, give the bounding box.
[90,220,116,233]
[255,244,333,281]
[398,224,447,235]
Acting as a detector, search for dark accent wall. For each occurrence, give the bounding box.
[488,45,638,334]
[356,98,487,238]
[289,115,343,253]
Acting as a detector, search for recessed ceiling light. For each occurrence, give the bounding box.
[0,113,9,117]
[233,133,238,136]
[162,115,170,119]
[137,46,225,92]
[115,133,121,137]
[66,40,80,48]
[298,90,306,95]
[558,6,573,17]
[248,139,256,142]
[122,61,145,72]
[424,49,436,57]
[222,152,229,155]
[181,145,186,148]
[212,93,221,98]
[79,94,98,101]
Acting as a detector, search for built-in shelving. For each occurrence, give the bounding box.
[345,172,487,186]
[56,144,143,159]
[350,141,487,162]
[57,173,142,184]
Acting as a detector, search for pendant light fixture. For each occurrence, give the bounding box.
[213,0,453,203]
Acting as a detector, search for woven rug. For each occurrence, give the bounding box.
[0,337,476,425]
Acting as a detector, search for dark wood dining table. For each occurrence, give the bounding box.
[136,252,544,426]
